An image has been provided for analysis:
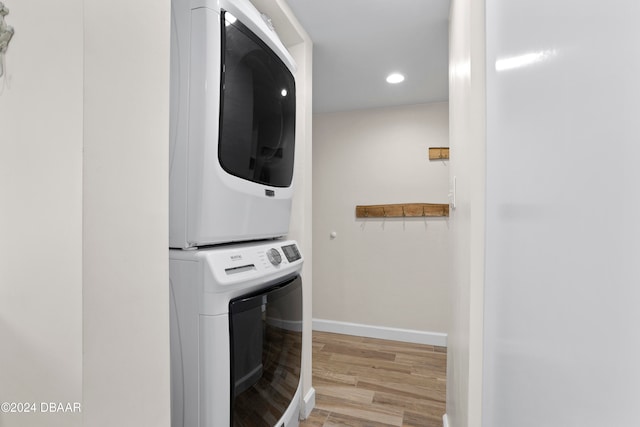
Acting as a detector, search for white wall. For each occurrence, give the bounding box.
[82,0,170,425]
[313,103,450,338]
[482,0,640,425]
[449,0,640,426]
[0,1,83,426]
[287,38,315,418]
[446,0,486,426]
[0,1,170,426]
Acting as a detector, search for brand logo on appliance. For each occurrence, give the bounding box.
[230,255,243,261]
[265,189,275,197]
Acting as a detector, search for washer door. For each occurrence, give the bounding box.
[229,275,302,426]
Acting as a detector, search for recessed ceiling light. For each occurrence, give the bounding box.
[386,73,405,84]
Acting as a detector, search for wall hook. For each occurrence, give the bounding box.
[364,207,369,217]
[382,207,387,217]
[402,206,406,217]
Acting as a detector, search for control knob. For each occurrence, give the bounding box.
[266,248,282,266]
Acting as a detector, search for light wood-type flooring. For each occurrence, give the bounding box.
[299,331,446,427]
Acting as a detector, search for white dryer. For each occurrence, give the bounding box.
[170,240,303,427]
[170,0,297,249]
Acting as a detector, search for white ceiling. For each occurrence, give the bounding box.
[285,0,451,113]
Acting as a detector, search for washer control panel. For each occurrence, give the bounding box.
[183,240,304,289]
[171,240,304,301]
[281,243,301,262]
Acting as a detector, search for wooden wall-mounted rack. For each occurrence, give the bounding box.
[355,203,449,218]
[429,147,450,160]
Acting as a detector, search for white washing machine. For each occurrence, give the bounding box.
[170,240,303,427]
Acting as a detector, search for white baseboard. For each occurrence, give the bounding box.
[300,387,315,420]
[312,319,447,347]
[443,413,449,427]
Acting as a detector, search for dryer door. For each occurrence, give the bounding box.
[219,10,297,188]
[229,275,302,426]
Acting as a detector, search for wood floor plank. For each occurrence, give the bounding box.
[372,390,445,414]
[312,369,359,387]
[321,343,396,362]
[348,365,444,390]
[402,410,443,427]
[395,352,447,371]
[324,412,400,427]
[303,409,331,426]
[300,332,446,427]
[315,400,404,426]
[327,353,414,375]
[357,379,446,404]
[314,384,375,404]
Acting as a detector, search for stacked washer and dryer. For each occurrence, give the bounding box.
[169,1,303,426]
